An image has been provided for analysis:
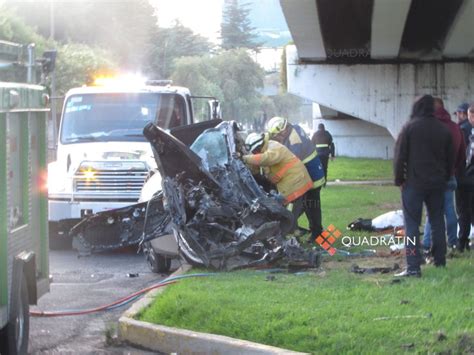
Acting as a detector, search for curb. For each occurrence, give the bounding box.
[327,180,392,186]
[118,264,307,354]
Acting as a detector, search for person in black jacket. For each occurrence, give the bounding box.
[457,104,472,148]
[457,103,474,252]
[394,95,454,277]
[311,123,335,184]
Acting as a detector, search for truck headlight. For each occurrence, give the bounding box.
[82,168,96,180]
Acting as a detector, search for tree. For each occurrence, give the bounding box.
[221,0,261,50]
[55,44,117,96]
[171,48,264,123]
[0,4,49,50]
[171,56,221,97]
[6,0,157,69]
[0,5,47,81]
[171,56,223,122]
[146,22,212,79]
[213,49,264,121]
[0,6,116,93]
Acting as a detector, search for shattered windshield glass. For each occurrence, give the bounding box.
[190,130,229,169]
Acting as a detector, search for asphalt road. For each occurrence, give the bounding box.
[29,249,178,354]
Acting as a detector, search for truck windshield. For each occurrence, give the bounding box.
[61,93,185,144]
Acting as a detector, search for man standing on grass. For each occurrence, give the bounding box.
[423,98,465,258]
[311,123,335,184]
[394,95,454,277]
[456,103,474,252]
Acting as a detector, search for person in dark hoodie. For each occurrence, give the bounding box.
[394,95,454,277]
[456,103,474,252]
[423,98,466,256]
[456,103,471,142]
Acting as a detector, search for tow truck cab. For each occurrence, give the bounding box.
[48,81,217,246]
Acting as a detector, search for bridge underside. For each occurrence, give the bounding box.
[281,0,474,139]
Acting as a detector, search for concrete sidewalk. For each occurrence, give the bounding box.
[327,179,392,186]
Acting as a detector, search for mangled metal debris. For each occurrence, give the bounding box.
[350,263,400,274]
[70,192,171,255]
[71,120,319,271]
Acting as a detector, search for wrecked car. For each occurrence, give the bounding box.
[71,120,319,271]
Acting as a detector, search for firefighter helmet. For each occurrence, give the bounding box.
[267,116,288,136]
[245,132,265,153]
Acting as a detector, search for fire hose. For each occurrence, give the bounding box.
[30,273,213,317]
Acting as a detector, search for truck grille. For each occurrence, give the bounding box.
[74,161,148,198]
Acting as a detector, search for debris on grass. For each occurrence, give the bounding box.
[390,278,403,284]
[436,330,447,342]
[350,263,400,274]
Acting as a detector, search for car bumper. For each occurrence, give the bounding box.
[48,199,136,221]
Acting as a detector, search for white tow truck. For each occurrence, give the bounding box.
[48,77,219,247]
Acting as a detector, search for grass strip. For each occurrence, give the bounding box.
[139,257,473,353]
[327,157,393,182]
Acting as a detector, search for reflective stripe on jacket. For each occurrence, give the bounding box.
[243,140,313,204]
[311,129,335,157]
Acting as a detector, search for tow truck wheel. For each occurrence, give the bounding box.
[1,274,30,355]
[146,248,171,273]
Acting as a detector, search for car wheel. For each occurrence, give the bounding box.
[145,246,171,273]
[1,274,30,355]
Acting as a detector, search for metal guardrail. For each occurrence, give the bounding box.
[0,40,23,63]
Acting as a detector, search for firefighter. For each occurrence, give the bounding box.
[311,123,335,183]
[243,132,315,237]
[266,116,325,239]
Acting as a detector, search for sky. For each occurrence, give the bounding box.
[151,0,223,43]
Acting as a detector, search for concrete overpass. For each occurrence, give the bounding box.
[280,0,474,158]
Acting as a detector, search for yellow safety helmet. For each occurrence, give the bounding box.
[267,116,288,137]
[245,132,265,153]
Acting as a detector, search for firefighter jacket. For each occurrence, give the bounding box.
[282,124,325,188]
[243,139,313,204]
